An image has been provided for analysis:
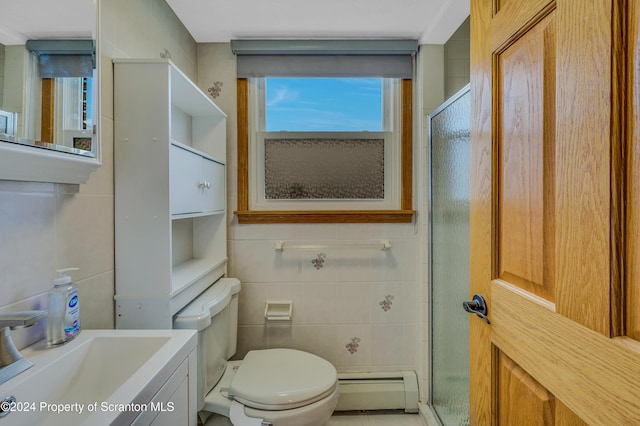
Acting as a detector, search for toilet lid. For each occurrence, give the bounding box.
[228,349,337,410]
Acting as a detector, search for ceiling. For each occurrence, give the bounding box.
[165,0,469,44]
[0,0,96,45]
[0,0,469,46]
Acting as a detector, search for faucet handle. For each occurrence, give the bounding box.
[0,311,47,329]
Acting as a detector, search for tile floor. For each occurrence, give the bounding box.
[327,411,426,425]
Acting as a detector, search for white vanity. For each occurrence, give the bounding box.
[0,329,197,425]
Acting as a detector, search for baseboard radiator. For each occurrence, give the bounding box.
[335,371,419,413]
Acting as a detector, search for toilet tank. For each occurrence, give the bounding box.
[173,277,241,410]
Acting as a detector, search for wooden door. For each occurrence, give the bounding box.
[470,0,640,424]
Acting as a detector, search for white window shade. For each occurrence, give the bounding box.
[231,39,417,78]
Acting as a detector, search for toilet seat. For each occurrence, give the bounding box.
[200,349,339,426]
[204,370,339,426]
[228,349,337,411]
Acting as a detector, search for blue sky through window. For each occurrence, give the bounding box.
[265,78,383,132]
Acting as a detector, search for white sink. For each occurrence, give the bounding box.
[0,329,196,425]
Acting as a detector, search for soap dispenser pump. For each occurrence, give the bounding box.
[47,268,81,347]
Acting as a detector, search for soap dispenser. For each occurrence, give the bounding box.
[47,268,81,347]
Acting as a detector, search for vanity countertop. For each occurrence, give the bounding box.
[0,329,197,425]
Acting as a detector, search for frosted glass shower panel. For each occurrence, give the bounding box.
[429,86,471,426]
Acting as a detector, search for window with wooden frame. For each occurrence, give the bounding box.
[232,40,416,224]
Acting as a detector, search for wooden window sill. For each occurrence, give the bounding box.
[234,210,415,224]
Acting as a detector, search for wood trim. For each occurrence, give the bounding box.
[235,77,414,224]
[41,78,55,142]
[237,78,249,211]
[492,280,640,425]
[234,210,415,224]
[401,79,413,211]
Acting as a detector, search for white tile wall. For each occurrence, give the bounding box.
[444,17,471,99]
[0,179,114,346]
[0,184,56,306]
[229,227,419,373]
[100,0,197,78]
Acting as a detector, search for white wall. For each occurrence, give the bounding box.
[100,0,197,79]
[444,17,470,99]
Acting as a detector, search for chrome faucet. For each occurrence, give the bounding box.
[0,311,47,385]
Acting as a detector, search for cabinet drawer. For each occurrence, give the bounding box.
[170,144,225,216]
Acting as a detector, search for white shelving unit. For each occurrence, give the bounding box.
[113,59,227,329]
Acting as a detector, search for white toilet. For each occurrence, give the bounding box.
[173,278,339,426]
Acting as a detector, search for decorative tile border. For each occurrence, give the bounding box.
[379,294,394,312]
[311,253,326,270]
[346,337,361,354]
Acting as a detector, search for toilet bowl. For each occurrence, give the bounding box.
[174,278,338,426]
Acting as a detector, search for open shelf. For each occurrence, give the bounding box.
[171,257,228,296]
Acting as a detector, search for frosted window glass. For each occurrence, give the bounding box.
[264,138,384,199]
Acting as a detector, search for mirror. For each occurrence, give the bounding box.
[0,0,97,158]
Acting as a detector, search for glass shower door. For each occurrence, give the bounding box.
[429,85,471,426]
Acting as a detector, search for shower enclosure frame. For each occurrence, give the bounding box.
[426,83,471,426]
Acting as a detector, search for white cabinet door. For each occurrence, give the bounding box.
[171,144,225,216]
[201,157,224,213]
[149,377,189,426]
[170,144,202,215]
[131,358,193,426]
